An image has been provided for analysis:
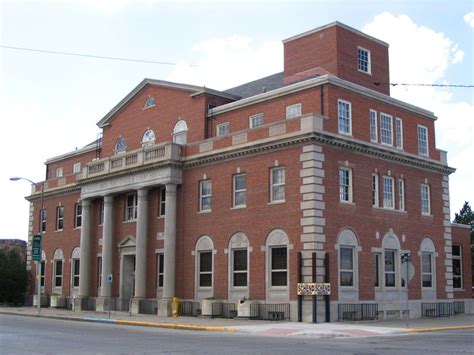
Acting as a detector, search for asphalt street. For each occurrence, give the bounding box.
[1,314,473,354]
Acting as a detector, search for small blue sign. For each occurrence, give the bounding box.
[107,274,113,283]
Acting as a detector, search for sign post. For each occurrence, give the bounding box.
[32,234,42,316]
[107,274,113,319]
[401,253,411,327]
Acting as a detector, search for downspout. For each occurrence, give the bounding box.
[320,84,325,116]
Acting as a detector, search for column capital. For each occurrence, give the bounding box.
[81,198,92,209]
[104,194,114,206]
[165,183,177,196]
[137,188,149,201]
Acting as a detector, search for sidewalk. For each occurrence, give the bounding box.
[1,306,472,339]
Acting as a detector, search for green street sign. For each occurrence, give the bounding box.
[32,234,42,261]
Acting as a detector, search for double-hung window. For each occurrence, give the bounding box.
[421,252,433,288]
[270,167,285,202]
[338,100,351,135]
[40,260,46,287]
[357,47,371,74]
[157,253,164,288]
[74,203,82,228]
[398,179,405,211]
[125,193,138,221]
[370,110,378,142]
[286,103,302,119]
[339,168,352,203]
[216,122,229,137]
[199,180,212,212]
[420,184,431,215]
[72,259,80,288]
[40,209,47,233]
[372,173,379,207]
[158,188,166,217]
[452,245,462,289]
[56,206,64,230]
[380,113,393,145]
[73,162,81,174]
[54,259,63,287]
[232,249,248,287]
[198,251,212,288]
[233,174,247,208]
[418,125,428,156]
[384,250,396,287]
[395,118,403,149]
[339,247,354,287]
[249,113,264,128]
[270,247,287,287]
[382,176,394,209]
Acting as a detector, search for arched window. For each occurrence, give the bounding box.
[266,229,289,289]
[114,136,127,154]
[142,129,155,147]
[53,249,64,289]
[381,232,401,288]
[420,238,436,289]
[195,236,214,291]
[173,120,188,145]
[71,247,80,288]
[40,250,46,288]
[336,228,359,289]
[228,232,249,289]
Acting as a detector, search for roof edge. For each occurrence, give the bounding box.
[45,144,97,164]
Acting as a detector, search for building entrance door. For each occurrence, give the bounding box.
[121,254,135,310]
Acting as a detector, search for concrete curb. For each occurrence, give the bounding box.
[404,325,474,333]
[0,312,239,333]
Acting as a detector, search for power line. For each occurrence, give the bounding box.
[0,45,198,67]
[374,82,473,88]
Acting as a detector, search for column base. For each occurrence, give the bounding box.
[95,297,111,312]
[131,298,141,315]
[157,299,172,317]
[33,294,49,307]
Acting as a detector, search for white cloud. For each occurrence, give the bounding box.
[464,12,474,28]
[167,35,282,90]
[363,13,473,216]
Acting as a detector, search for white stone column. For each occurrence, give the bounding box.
[78,199,92,297]
[158,184,177,316]
[134,189,148,299]
[100,195,114,298]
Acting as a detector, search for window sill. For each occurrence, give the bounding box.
[340,201,355,206]
[197,210,212,214]
[340,286,357,290]
[73,227,82,230]
[268,200,285,206]
[358,69,372,76]
[373,207,407,214]
[421,213,433,218]
[269,286,288,290]
[338,131,352,137]
[157,215,165,219]
[123,219,137,224]
[230,205,246,210]
[55,229,63,233]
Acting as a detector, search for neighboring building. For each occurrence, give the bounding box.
[23,22,472,320]
[0,239,27,262]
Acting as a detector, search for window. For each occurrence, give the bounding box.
[418,125,428,156]
[157,253,164,288]
[198,251,212,288]
[232,249,248,287]
[384,250,396,287]
[173,120,188,145]
[74,203,82,228]
[97,257,102,288]
[55,167,63,178]
[233,174,247,208]
[370,110,378,142]
[452,245,462,289]
[357,47,371,74]
[340,247,354,287]
[142,129,155,147]
[53,249,64,288]
[339,167,352,203]
[249,113,264,128]
[56,206,64,230]
[216,123,229,137]
[270,167,285,202]
[158,188,166,217]
[338,100,351,135]
[73,163,81,174]
[99,200,104,225]
[398,179,405,211]
[115,137,127,153]
[372,173,379,207]
[382,176,394,209]
[420,184,431,215]
[271,247,287,286]
[374,253,381,287]
[40,259,46,287]
[380,113,393,145]
[143,95,155,109]
[395,118,403,149]
[199,180,212,212]
[72,259,80,288]
[422,252,433,288]
[40,209,47,233]
[286,103,302,119]
[125,193,138,221]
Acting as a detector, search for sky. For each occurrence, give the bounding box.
[1,0,473,242]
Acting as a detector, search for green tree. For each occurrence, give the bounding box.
[453,201,474,226]
[0,249,28,305]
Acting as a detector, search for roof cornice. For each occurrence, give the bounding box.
[209,74,436,120]
[45,144,97,164]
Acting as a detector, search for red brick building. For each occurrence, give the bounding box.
[24,22,472,320]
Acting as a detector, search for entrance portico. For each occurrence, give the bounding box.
[77,165,181,314]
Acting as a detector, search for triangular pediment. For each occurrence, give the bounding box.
[118,236,136,248]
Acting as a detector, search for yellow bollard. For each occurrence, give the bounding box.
[172,297,180,317]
